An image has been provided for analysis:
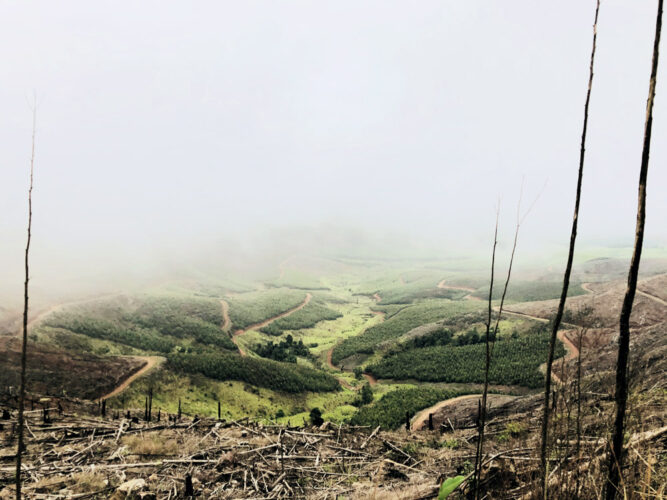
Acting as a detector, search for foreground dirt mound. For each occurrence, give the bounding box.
[0,337,145,400]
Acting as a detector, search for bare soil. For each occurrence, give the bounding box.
[96,356,165,402]
[506,274,667,329]
[0,337,145,401]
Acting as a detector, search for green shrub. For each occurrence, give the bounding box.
[255,335,310,363]
[350,387,468,430]
[167,351,340,393]
[260,300,341,335]
[226,289,306,329]
[132,297,235,350]
[366,328,564,388]
[47,315,176,353]
[332,301,484,365]
[310,407,324,426]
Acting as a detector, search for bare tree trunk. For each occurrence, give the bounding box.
[474,200,521,499]
[16,104,37,500]
[540,2,600,494]
[473,209,498,499]
[575,327,584,498]
[606,1,662,498]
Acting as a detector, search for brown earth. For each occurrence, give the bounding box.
[437,279,476,293]
[505,274,667,329]
[96,356,165,401]
[637,273,667,302]
[220,299,231,331]
[437,279,482,301]
[0,337,145,401]
[412,394,518,431]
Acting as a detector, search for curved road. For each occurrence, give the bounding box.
[96,355,165,402]
[326,341,378,389]
[411,394,518,431]
[231,293,312,357]
[437,279,475,292]
[637,289,667,307]
[437,279,481,301]
[410,303,582,428]
[412,394,479,431]
[493,307,579,384]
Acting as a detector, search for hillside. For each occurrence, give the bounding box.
[0,266,665,497]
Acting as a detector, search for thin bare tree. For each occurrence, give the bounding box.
[474,196,523,499]
[606,1,663,498]
[540,1,600,494]
[473,207,498,499]
[15,102,37,499]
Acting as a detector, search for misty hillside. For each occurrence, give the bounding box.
[2,1,667,498]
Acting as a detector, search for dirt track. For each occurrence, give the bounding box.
[412,393,518,431]
[411,394,480,431]
[437,279,475,292]
[637,289,667,307]
[437,279,481,301]
[20,293,121,333]
[326,344,377,390]
[220,300,231,331]
[97,356,164,401]
[231,293,312,357]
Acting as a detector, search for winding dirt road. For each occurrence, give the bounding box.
[231,293,312,357]
[493,307,579,384]
[582,281,666,307]
[411,394,517,431]
[325,344,377,389]
[325,348,354,389]
[437,279,481,301]
[220,300,231,331]
[437,279,475,292]
[96,356,165,402]
[13,292,121,334]
[637,289,667,307]
[411,394,480,431]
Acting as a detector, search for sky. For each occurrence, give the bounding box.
[1,1,666,298]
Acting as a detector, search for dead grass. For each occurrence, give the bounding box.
[32,471,107,495]
[121,434,180,456]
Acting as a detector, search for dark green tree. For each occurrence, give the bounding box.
[309,407,324,426]
[360,383,373,405]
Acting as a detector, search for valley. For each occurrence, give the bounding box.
[1,254,665,498]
